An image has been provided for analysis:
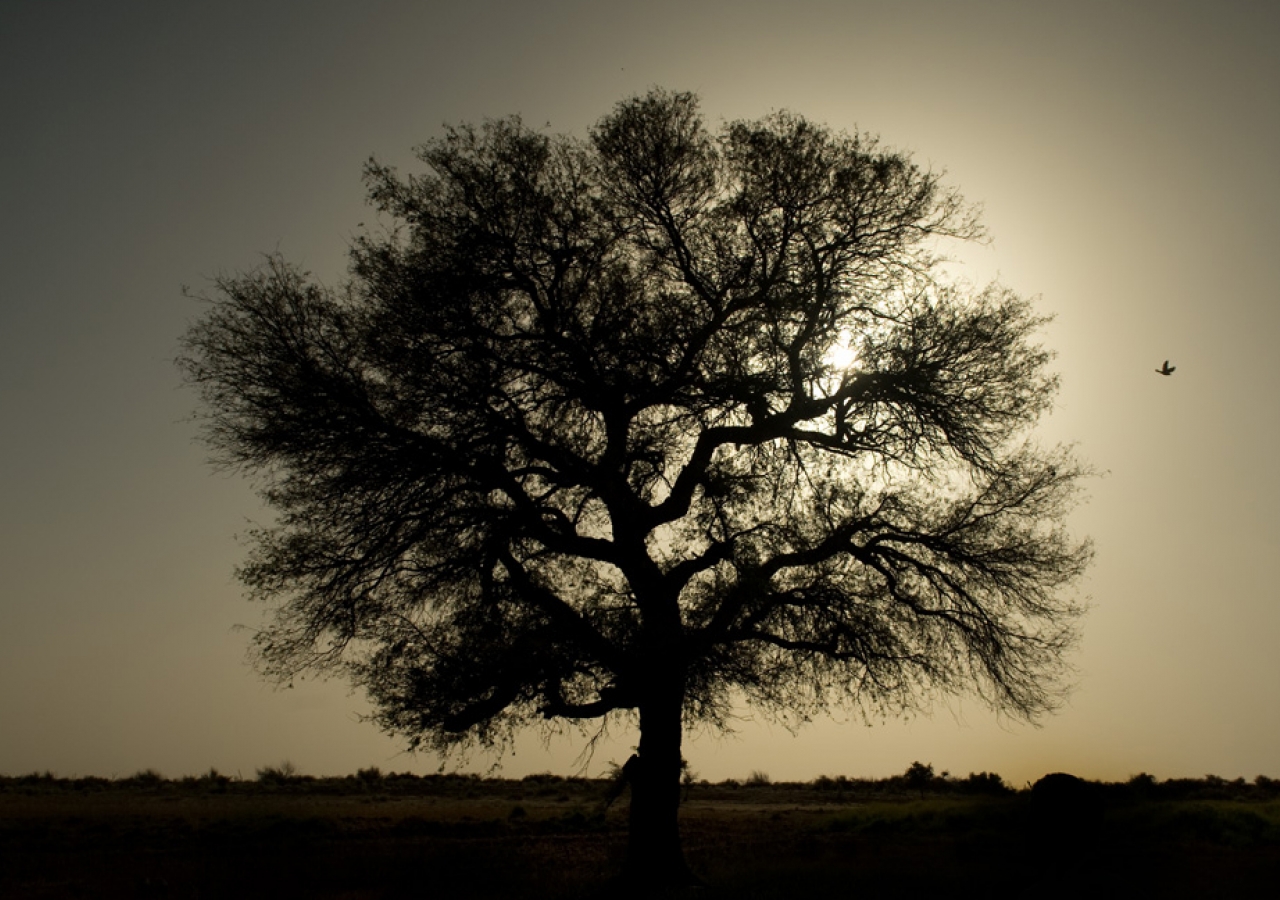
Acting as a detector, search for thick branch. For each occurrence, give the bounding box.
[495,549,626,674]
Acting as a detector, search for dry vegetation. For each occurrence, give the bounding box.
[3,766,1279,898]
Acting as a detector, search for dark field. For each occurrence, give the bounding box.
[3,770,1279,898]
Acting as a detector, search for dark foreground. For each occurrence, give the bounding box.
[3,773,1279,898]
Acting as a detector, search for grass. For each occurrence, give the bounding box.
[821,794,1020,835]
[1109,798,1280,846]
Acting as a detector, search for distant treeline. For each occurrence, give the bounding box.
[3,762,1279,802]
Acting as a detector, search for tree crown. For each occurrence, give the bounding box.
[180,89,1090,756]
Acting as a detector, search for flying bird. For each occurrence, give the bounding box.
[1155,360,1176,376]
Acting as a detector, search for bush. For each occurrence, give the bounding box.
[903,761,936,795]
[958,771,1011,795]
[813,775,851,792]
[183,768,230,791]
[256,760,301,785]
[356,766,384,787]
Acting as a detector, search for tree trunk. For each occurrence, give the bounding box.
[622,683,696,890]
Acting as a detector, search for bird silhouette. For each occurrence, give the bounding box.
[1156,360,1176,376]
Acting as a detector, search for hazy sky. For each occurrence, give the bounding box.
[3,0,1278,788]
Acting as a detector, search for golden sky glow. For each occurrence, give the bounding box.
[2,0,1278,787]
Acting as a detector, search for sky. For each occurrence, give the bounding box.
[3,0,1278,788]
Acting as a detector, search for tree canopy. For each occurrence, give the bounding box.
[179,88,1090,885]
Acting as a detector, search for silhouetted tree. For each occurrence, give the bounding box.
[179,89,1091,889]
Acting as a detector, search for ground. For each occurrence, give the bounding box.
[2,772,1278,898]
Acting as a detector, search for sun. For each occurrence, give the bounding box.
[823,330,860,373]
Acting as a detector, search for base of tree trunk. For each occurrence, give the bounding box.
[621,695,697,894]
